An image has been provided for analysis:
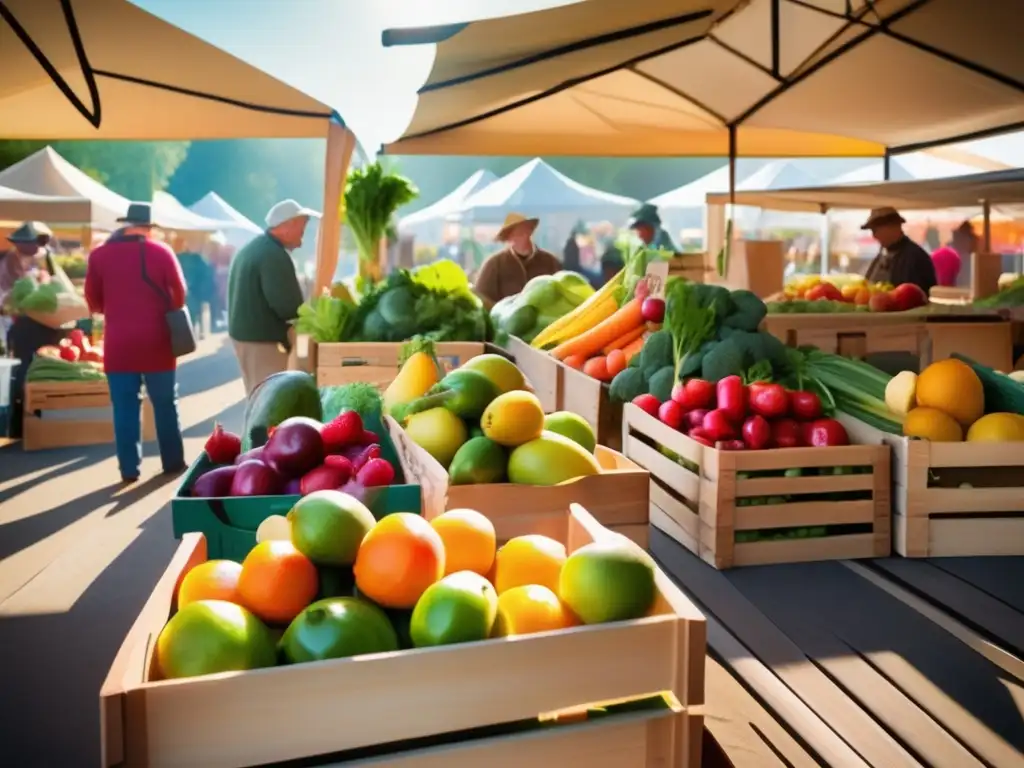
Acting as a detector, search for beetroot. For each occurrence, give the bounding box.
[262,416,324,478]
[300,464,352,496]
[230,459,282,496]
[192,465,237,497]
[234,445,264,465]
[205,423,242,464]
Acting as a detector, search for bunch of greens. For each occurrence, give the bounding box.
[974,276,1024,308]
[320,382,383,423]
[292,293,355,343]
[618,245,671,305]
[5,276,63,314]
[345,259,487,343]
[344,161,418,286]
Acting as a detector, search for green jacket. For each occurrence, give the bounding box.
[227,233,303,346]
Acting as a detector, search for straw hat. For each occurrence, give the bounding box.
[496,212,539,242]
[861,206,906,230]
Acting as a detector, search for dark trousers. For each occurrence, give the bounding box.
[106,370,185,479]
[6,317,64,438]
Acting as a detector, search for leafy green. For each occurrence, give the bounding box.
[648,365,675,402]
[344,162,418,282]
[723,290,767,331]
[700,331,791,382]
[609,367,648,402]
[665,280,718,382]
[16,282,62,313]
[292,294,354,343]
[637,329,674,378]
[320,383,383,423]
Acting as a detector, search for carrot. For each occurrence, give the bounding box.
[606,349,627,377]
[562,353,587,370]
[582,356,612,382]
[601,324,646,355]
[551,299,645,361]
[622,336,645,363]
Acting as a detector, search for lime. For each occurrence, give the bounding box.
[542,412,597,453]
[280,597,399,664]
[156,600,276,680]
[288,490,375,566]
[410,571,497,647]
[558,539,656,624]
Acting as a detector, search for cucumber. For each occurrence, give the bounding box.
[241,370,322,451]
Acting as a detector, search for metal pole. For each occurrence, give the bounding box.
[883,149,891,181]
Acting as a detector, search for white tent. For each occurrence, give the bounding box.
[189,192,263,250]
[0,146,129,230]
[833,155,997,185]
[398,169,497,245]
[0,185,91,226]
[151,191,232,232]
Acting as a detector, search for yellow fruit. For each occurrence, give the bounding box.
[914,359,984,427]
[884,370,917,416]
[405,407,468,467]
[384,351,441,414]
[492,585,578,637]
[903,407,963,442]
[430,508,497,576]
[493,535,566,595]
[481,390,544,446]
[965,413,1024,442]
[459,354,526,394]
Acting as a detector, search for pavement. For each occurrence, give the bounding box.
[0,334,247,766]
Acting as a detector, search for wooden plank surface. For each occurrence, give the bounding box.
[927,557,1024,614]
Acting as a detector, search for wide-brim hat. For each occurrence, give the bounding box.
[7,220,53,244]
[628,203,661,229]
[496,212,539,242]
[117,202,157,226]
[861,206,906,230]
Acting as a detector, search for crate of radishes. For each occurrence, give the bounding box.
[621,376,892,569]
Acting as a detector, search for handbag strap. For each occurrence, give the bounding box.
[139,239,172,311]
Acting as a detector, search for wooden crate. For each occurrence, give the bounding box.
[842,416,1024,557]
[559,363,623,451]
[100,505,706,768]
[385,416,650,547]
[762,313,927,359]
[622,404,891,569]
[667,253,709,284]
[23,380,155,451]
[506,336,562,412]
[316,342,485,388]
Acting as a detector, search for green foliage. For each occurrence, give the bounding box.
[292,294,354,343]
[345,162,419,273]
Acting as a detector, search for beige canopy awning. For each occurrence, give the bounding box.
[383,0,1024,158]
[0,185,91,225]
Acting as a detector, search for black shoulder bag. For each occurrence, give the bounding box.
[140,240,197,358]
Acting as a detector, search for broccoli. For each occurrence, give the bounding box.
[647,365,675,402]
[637,329,673,377]
[701,338,747,382]
[680,340,716,377]
[691,284,734,318]
[723,290,767,331]
[701,330,794,382]
[609,367,648,402]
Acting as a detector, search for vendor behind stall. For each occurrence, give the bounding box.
[0,221,63,438]
[628,203,677,253]
[473,213,560,308]
[863,207,937,295]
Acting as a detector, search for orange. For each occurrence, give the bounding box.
[854,287,872,305]
[903,407,962,442]
[493,535,566,595]
[430,509,496,576]
[177,560,243,608]
[492,585,577,637]
[915,359,984,427]
[354,513,445,609]
[237,541,318,625]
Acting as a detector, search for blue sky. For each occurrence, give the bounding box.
[130,1,583,153]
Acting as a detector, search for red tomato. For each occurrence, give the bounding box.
[790,390,823,421]
[749,383,789,419]
[741,415,772,450]
[631,394,661,417]
[658,399,684,430]
[683,378,715,410]
[808,418,849,447]
[715,376,748,423]
[685,408,710,431]
[702,409,736,441]
[771,418,802,448]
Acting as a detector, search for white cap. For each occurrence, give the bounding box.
[265,199,321,229]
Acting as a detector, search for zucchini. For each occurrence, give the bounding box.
[953,353,1024,414]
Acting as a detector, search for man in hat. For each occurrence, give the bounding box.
[629,203,677,253]
[474,212,560,307]
[228,199,318,394]
[85,203,188,481]
[862,207,936,294]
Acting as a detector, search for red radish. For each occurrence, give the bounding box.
[685,408,710,431]
[641,297,665,323]
[683,379,715,410]
[790,390,823,421]
[230,460,282,496]
[748,383,789,419]
[632,394,660,417]
[323,454,354,480]
[321,411,364,452]
[300,464,352,495]
[716,439,746,451]
[338,479,368,504]
[771,418,802,448]
[702,409,736,441]
[741,415,771,450]
[67,328,88,352]
[351,443,382,472]
[800,421,815,447]
[357,457,396,487]
[807,418,849,447]
[359,430,380,445]
[689,426,712,442]
[59,344,80,362]
[688,432,714,448]
[205,423,242,464]
[634,280,651,302]
[715,376,747,423]
[658,400,684,430]
[670,382,688,406]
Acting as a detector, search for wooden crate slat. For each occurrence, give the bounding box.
[315,342,486,389]
[23,380,155,451]
[732,533,880,567]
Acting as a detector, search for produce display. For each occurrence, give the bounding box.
[154,503,657,680]
[27,330,105,382]
[490,271,595,345]
[386,341,604,486]
[973,275,1024,308]
[769,276,928,313]
[344,161,418,286]
[3,274,65,314]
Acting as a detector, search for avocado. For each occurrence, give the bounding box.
[434,369,500,420]
[448,436,507,485]
[241,370,322,451]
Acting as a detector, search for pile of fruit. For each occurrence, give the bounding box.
[769,277,928,314]
[387,343,605,486]
[155,499,658,680]
[886,357,1024,443]
[490,271,596,345]
[26,329,106,383]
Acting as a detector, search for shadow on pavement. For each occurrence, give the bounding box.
[176,336,241,398]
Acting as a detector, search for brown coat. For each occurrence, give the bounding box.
[474,247,560,306]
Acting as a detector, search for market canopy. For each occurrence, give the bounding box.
[832,154,1004,185]
[398,169,498,242]
[383,0,1023,158]
[0,146,129,229]
[189,191,263,249]
[0,185,92,226]
[459,158,638,222]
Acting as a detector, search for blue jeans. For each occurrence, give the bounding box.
[107,371,185,479]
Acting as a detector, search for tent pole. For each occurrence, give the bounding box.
[883,149,891,181]
[982,200,991,253]
[820,205,830,277]
[315,120,357,297]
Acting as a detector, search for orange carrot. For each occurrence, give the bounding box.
[551,299,644,361]
[606,349,627,377]
[562,353,587,370]
[621,336,645,363]
[582,356,612,382]
[601,324,646,355]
